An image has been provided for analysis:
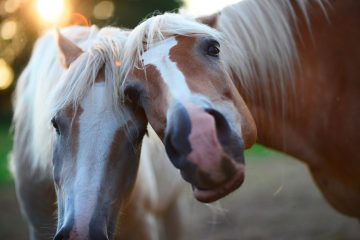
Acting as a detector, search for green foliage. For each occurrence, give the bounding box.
[245,144,281,160]
[103,0,183,28]
[0,122,12,185]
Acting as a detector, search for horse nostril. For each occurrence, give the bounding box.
[165,130,201,185]
[206,108,245,164]
[165,132,193,170]
[89,229,110,240]
[204,108,236,148]
[164,131,182,168]
[164,101,192,169]
[53,227,70,240]
[53,226,109,240]
[205,108,232,136]
[53,233,65,240]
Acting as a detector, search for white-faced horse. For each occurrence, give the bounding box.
[11,26,183,240]
[120,0,360,219]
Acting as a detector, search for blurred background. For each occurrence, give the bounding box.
[0,0,359,239]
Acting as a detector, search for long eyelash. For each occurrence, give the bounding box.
[51,118,60,135]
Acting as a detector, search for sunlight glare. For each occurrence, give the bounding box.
[184,0,242,16]
[36,0,65,24]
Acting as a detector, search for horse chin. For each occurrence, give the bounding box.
[192,134,245,203]
[192,163,245,203]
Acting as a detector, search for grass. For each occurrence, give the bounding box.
[0,121,12,185]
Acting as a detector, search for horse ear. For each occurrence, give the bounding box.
[56,30,83,68]
[196,12,220,28]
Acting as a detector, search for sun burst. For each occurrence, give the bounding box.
[36,0,65,24]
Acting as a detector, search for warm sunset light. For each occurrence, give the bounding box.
[36,0,65,24]
[0,59,14,90]
[185,0,241,16]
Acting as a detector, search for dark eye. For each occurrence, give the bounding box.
[206,41,220,57]
[123,82,144,106]
[51,118,60,135]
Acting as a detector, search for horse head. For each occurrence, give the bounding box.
[51,30,147,240]
[121,14,257,203]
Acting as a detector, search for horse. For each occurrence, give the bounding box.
[120,0,360,219]
[10,25,185,240]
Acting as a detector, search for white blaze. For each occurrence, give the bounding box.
[142,37,191,100]
[73,82,121,237]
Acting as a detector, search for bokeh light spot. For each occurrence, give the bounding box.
[0,59,14,90]
[1,20,18,40]
[93,1,114,20]
[4,0,21,13]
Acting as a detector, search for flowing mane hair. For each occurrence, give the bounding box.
[12,26,128,176]
[216,0,328,107]
[120,0,327,108]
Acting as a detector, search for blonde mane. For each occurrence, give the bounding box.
[217,0,328,106]
[13,26,128,176]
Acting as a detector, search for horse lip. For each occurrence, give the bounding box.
[192,164,245,203]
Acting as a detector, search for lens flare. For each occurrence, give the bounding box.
[36,0,65,24]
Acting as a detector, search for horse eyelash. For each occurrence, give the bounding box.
[51,118,60,135]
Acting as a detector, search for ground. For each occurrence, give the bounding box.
[1,151,359,240]
[183,154,360,240]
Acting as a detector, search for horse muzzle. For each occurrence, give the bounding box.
[54,223,110,240]
[165,101,245,202]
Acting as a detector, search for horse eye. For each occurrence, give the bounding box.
[51,118,60,135]
[206,42,220,57]
[123,83,143,106]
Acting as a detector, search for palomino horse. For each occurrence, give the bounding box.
[121,0,360,219]
[11,25,183,240]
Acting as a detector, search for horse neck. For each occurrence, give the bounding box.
[233,0,360,163]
